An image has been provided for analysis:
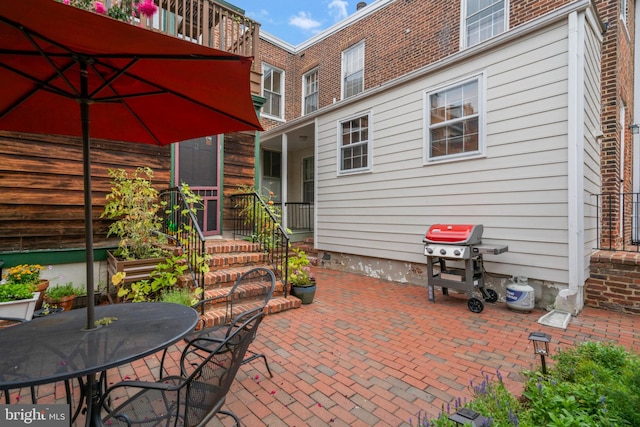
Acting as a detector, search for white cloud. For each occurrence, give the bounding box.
[289,11,322,31]
[328,0,348,22]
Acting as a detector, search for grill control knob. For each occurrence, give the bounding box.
[454,249,461,256]
[440,249,446,255]
[426,247,433,254]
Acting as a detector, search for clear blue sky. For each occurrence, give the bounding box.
[228,0,360,45]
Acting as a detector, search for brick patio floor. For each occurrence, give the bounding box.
[9,268,640,426]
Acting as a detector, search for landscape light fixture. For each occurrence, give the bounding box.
[629,123,640,134]
[448,408,492,426]
[528,331,552,374]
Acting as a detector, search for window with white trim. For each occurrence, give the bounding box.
[262,64,283,119]
[621,0,628,26]
[303,69,318,115]
[425,77,482,161]
[338,112,371,173]
[342,42,364,99]
[302,156,314,203]
[464,0,507,47]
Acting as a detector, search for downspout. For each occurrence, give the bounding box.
[633,0,640,197]
[554,10,586,317]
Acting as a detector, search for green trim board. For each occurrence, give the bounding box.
[0,247,114,269]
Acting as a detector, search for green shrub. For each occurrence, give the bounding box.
[413,341,639,427]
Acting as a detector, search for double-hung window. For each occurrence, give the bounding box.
[262,64,284,119]
[425,76,483,162]
[464,0,507,48]
[338,112,371,174]
[303,69,319,115]
[342,42,364,99]
[302,157,314,203]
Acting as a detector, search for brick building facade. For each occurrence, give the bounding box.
[255,0,639,314]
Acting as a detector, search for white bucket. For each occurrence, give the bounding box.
[506,277,535,312]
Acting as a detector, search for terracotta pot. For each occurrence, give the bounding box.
[34,279,49,310]
[45,294,75,312]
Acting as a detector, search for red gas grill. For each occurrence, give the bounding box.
[423,224,508,313]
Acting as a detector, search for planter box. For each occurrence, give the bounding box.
[107,250,166,285]
[0,292,40,320]
[72,293,104,310]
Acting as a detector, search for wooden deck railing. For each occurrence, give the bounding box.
[146,0,259,56]
[138,0,261,93]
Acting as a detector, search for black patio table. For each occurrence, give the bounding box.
[0,302,198,427]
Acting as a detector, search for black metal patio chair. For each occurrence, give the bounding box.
[99,307,265,427]
[160,267,276,378]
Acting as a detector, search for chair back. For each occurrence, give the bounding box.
[228,267,276,318]
[180,307,265,426]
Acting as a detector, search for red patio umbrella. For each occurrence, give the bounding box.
[0,0,263,330]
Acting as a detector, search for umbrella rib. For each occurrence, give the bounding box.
[87,57,139,100]
[17,22,81,98]
[0,60,78,120]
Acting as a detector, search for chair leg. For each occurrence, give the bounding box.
[241,350,273,378]
[218,409,241,427]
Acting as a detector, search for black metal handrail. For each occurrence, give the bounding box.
[231,192,289,294]
[158,186,207,304]
[593,192,640,251]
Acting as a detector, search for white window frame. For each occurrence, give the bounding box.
[302,156,315,203]
[302,68,319,115]
[621,0,628,27]
[461,0,508,49]
[423,73,486,164]
[341,41,365,100]
[262,63,284,120]
[337,111,373,175]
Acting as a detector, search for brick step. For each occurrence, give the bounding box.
[197,296,301,329]
[192,238,303,323]
[207,251,270,271]
[204,240,261,254]
[200,277,285,310]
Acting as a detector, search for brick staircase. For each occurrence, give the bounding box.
[195,239,302,328]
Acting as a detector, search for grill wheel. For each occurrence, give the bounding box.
[484,289,498,303]
[467,298,484,313]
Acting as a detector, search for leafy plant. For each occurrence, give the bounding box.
[0,282,35,302]
[413,341,640,427]
[101,167,168,260]
[160,287,203,306]
[45,282,82,302]
[116,254,188,302]
[287,247,314,287]
[3,264,43,286]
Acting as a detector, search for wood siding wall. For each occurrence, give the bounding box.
[222,131,257,232]
[0,131,170,253]
[315,16,597,285]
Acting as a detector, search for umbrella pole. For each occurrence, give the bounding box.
[80,60,96,331]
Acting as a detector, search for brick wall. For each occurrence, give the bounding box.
[587,251,640,314]
[257,0,574,130]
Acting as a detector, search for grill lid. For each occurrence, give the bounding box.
[424,224,483,245]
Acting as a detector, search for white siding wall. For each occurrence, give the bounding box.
[316,19,578,284]
[582,12,602,281]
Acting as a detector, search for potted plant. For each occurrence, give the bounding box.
[44,282,81,312]
[287,248,316,304]
[0,264,44,320]
[101,167,171,286]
